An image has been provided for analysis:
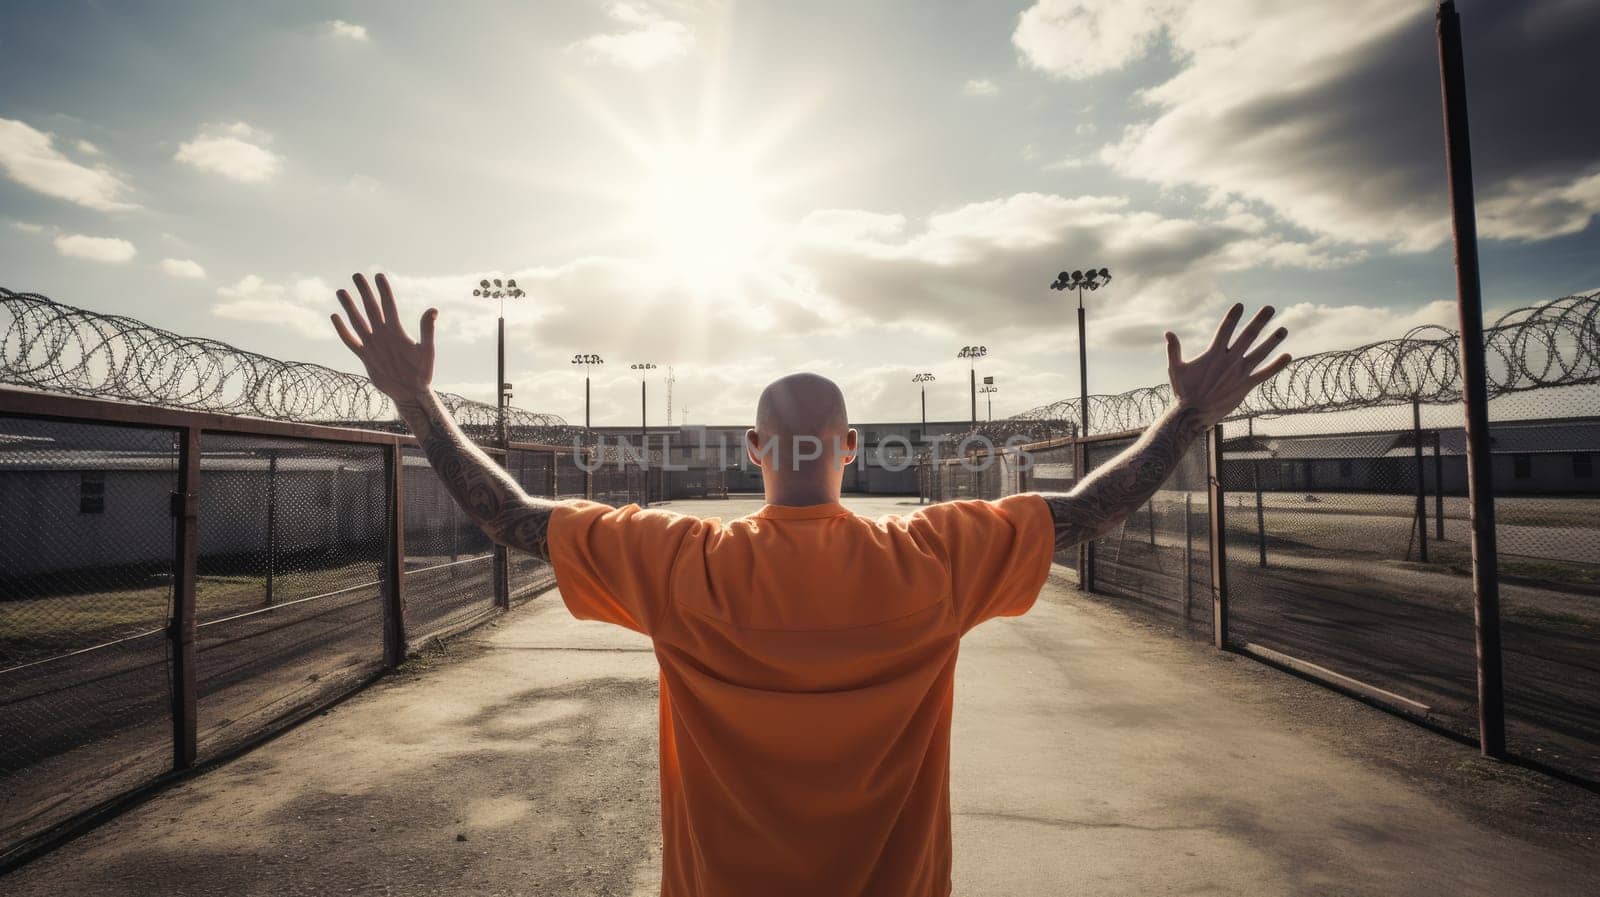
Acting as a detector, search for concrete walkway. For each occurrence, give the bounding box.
[7,552,1600,894]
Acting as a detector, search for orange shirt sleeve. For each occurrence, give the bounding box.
[547,500,706,635]
[912,493,1056,632]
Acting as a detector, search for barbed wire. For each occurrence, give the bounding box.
[976,290,1600,442]
[0,288,582,444]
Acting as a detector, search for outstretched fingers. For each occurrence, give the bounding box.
[330,313,364,354]
[1242,326,1289,369]
[419,308,438,348]
[376,273,406,338]
[1208,303,1244,353]
[1248,352,1293,387]
[353,273,385,330]
[1165,331,1185,370]
[1230,305,1275,355]
[336,289,371,336]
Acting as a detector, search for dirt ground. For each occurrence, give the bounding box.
[5,496,1600,896]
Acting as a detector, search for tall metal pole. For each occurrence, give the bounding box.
[585,375,591,429]
[497,316,506,449]
[920,386,927,434]
[1437,0,1504,759]
[1207,423,1229,650]
[969,366,977,426]
[641,378,649,508]
[1077,303,1089,437]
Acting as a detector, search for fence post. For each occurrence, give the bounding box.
[382,441,408,668]
[1183,491,1193,620]
[1433,430,1446,539]
[1437,0,1505,758]
[493,448,510,610]
[169,425,200,770]
[264,449,277,606]
[1412,397,1430,563]
[1078,439,1096,592]
[1207,423,1229,649]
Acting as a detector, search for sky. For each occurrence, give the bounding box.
[2,0,1597,428]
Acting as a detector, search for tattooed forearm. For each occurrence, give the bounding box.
[393,390,557,560]
[1037,403,1212,552]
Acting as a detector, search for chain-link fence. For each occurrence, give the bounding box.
[916,306,1600,786]
[0,416,179,870]
[0,400,608,866]
[194,435,390,760]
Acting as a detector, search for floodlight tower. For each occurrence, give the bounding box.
[956,346,988,426]
[1049,267,1112,437]
[571,353,604,429]
[472,277,526,448]
[912,372,936,438]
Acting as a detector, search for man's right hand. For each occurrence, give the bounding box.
[330,272,439,403]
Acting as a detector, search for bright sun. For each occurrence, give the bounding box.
[635,144,772,289]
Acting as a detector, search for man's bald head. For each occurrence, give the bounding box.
[755,372,849,439]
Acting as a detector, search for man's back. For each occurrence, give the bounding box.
[549,495,1054,897]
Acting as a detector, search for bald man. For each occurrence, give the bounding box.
[332,273,1290,897]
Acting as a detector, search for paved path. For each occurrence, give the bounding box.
[6,498,1599,895]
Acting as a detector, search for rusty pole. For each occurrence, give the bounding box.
[1437,0,1505,758]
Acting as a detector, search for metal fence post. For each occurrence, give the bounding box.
[382,440,408,668]
[1207,423,1229,649]
[1433,430,1446,540]
[1183,491,1194,620]
[169,426,200,770]
[1411,397,1430,563]
[1078,438,1096,592]
[493,449,510,610]
[1437,0,1505,759]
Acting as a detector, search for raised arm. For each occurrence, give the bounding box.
[1042,303,1291,551]
[331,272,556,560]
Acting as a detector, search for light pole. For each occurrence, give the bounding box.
[472,277,526,449]
[1050,268,1111,438]
[571,353,604,429]
[979,382,998,421]
[631,362,657,506]
[911,372,935,439]
[956,346,987,426]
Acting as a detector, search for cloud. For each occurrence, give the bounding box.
[962,78,999,96]
[54,233,137,263]
[327,20,368,41]
[1013,0,1172,80]
[174,122,282,182]
[160,258,206,279]
[75,139,101,155]
[1016,1,1600,249]
[0,117,137,211]
[571,3,693,70]
[214,274,334,338]
[789,192,1358,365]
[11,221,46,234]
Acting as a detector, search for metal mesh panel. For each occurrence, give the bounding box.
[555,451,589,498]
[1490,387,1600,781]
[194,435,387,759]
[1221,408,1480,740]
[1082,437,1212,637]
[505,449,557,604]
[0,415,177,855]
[402,447,494,639]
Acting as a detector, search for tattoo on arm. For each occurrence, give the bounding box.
[1037,404,1211,552]
[393,390,557,561]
